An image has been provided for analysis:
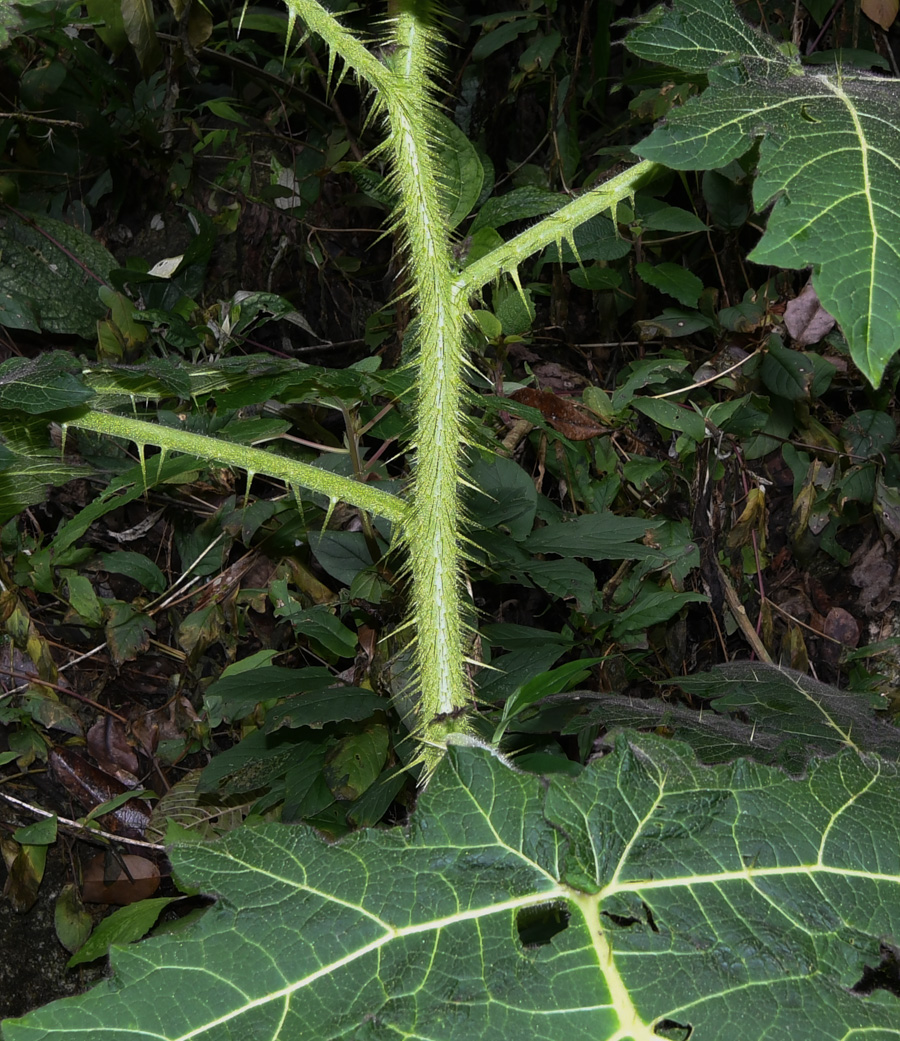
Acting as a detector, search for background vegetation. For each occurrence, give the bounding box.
[0,0,899,1034]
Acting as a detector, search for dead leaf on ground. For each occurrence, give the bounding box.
[823,607,860,666]
[87,717,140,782]
[850,534,899,615]
[510,388,607,441]
[49,748,151,839]
[783,282,836,346]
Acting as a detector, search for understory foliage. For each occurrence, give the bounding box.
[0,0,900,1036]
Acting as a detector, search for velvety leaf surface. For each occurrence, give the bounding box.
[5,739,900,1041]
[0,214,116,338]
[627,0,900,385]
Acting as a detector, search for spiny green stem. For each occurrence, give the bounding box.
[459,160,665,292]
[388,6,471,741]
[67,410,408,526]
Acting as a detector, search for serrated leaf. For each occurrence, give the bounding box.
[628,0,900,385]
[608,589,708,638]
[265,687,385,733]
[636,261,704,307]
[0,456,88,524]
[8,740,900,1041]
[524,511,663,559]
[674,660,900,761]
[625,0,784,73]
[104,602,155,665]
[0,212,116,338]
[0,353,93,414]
[469,186,565,234]
[434,115,483,229]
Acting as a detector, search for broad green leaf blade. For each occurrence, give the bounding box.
[624,0,784,73]
[675,660,900,760]
[6,740,900,1041]
[627,0,900,385]
[433,114,484,229]
[0,354,93,414]
[0,212,116,338]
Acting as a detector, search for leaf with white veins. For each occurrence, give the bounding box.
[627,0,900,385]
[5,739,900,1041]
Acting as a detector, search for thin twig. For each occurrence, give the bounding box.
[0,789,166,851]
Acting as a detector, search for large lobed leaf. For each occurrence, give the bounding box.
[5,739,900,1040]
[626,0,900,386]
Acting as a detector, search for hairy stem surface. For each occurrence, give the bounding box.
[386,5,471,745]
[67,410,407,525]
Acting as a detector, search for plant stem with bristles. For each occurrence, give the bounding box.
[385,4,472,756]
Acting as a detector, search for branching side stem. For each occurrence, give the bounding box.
[73,0,669,765]
[66,411,407,526]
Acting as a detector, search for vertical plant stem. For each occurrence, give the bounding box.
[387,4,471,748]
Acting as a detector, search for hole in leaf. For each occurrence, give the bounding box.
[644,901,659,933]
[516,903,569,948]
[602,900,660,932]
[654,1017,692,1040]
[851,942,900,998]
[601,911,642,928]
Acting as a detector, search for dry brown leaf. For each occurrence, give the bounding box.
[783,282,836,346]
[862,0,898,29]
[509,388,606,441]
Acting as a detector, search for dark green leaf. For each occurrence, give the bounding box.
[472,14,539,60]
[434,115,484,229]
[567,266,622,291]
[323,725,389,801]
[470,187,564,234]
[628,0,900,385]
[97,551,166,594]
[468,454,538,541]
[273,597,358,658]
[67,898,178,968]
[0,354,93,414]
[610,589,707,638]
[10,741,900,1041]
[205,665,340,723]
[105,602,156,665]
[0,212,116,338]
[636,262,704,307]
[632,397,706,441]
[841,410,896,459]
[761,340,817,400]
[524,512,663,560]
[265,687,385,733]
[308,531,377,585]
